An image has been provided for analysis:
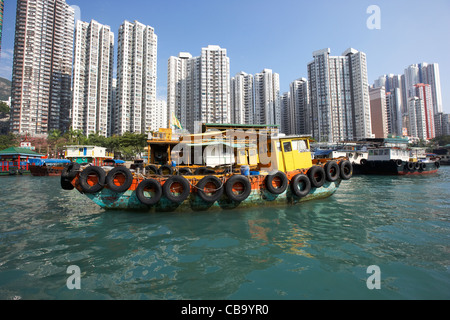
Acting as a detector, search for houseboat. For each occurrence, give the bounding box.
[64,145,114,165]
[28,158,71,176]
[0,146,43,176]
[60,124,353,213]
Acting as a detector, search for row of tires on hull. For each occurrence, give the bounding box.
[402,160,439,172]
[61,160,352,206]
[360,158,440,171]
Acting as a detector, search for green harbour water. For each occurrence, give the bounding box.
[0,167,449,300]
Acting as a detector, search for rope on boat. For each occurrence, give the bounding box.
[187,175,226,192]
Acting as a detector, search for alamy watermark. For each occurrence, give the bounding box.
[366,265,381,290]
[66,265,81,290]
[366,5,381,30]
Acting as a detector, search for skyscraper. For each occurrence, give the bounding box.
[307,48,372,143]
[115,20,157,135]
[167,52,194,130]
[413,83,435,139]
[280,92,290,134]
[385,88,403,137]
[404,64,421,98]
[254,69,280,127]
[373,73,406,131]
[72,20,114,137]
[289,78,309,135]
[230,71,254,125]
[199,45,230,127]
[408,97,427,141]
[153,99,167,132]
[10,0,74,135]
[167,45,230,133]
[420,63,443,114]
[369,86,388,138]
[404,63,443,115]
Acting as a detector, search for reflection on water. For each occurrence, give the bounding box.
[0,169,449,299]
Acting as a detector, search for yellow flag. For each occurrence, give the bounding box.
[171,112,183,129]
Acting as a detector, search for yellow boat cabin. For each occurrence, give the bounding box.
[146,124,314,174]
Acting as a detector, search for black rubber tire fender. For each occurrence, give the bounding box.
[290,174,311,198]
[135,179,162,206]
[61,162,80,189]
[225,175,251,202]
[339,160,353,180]
[79,166,106,193]
[265,171,288,194]
[144,165,159,174]
[162,175,191,203]
[324,161,340,182]
[420,162,427,170]
[106,166,133,193]
[60,179,74,190]
[158,164,173,176]
[196,175,224,203]
[308,166,326,188]
[194,167,207,175]
[178,167,192,176]
[407,162,415,171]
[203,168,216,175]
[61,162,80,180]
[194,167,215,175]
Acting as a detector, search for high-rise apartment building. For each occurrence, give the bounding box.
[413,83,435,139]
[280,92,290,135]
[434,112,450,137]
[369,86,388,138]
[167,52,195,130]
[404,64,421,98]
[110,78,117,135]
[307,48,372,143]
[385,88,403,137]
[115,20,157,135]
[152,99,167,132]
[10,0,74,135]
[373,73,407,132]
[420,63,443,114]
[289,78,309,136]
[72,20,114,137]
[199,45,230,127]
[230,71,254,125]
[254,69,280,127]
[404,63,443,114]
[167,45,230,133]
[408,97,427,140]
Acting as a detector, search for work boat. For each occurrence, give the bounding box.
[60,124,353,213]
[354,146,440,175]
[29,158,71,176]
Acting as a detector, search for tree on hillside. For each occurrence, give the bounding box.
[430,135,450,147]
[0,101,9,118]
[0,133,19,150]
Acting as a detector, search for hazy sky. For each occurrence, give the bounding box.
[1,0,449,112]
